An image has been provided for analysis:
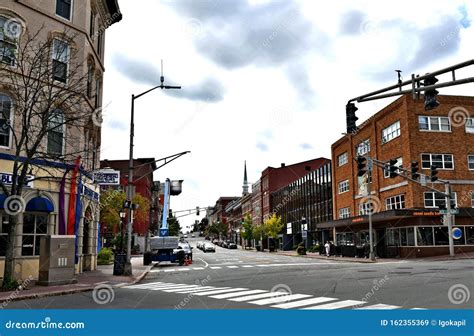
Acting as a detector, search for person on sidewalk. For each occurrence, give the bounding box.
[324,241,330,257]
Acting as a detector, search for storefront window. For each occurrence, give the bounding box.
[0,214,9,256]
[407,227,415,246]
[466,226,474,245]
[22,213,48,256]
[336,232,355,246]
[400,228,407,245]
[434,227,449,245]
[416,227,434,246]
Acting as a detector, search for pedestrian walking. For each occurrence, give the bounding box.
[324,241,330,256]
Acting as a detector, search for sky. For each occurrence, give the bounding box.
[101,0,474,231]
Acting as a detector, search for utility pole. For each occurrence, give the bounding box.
[366,158,375,261]
[445,182,455,257]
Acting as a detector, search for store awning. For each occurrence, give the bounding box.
[25,196,54,213]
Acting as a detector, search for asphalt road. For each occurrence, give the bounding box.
[6,238,473,309]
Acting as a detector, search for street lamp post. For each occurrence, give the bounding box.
[119,211,126,252]
[123,70,181,276]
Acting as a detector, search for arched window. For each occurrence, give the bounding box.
[0,93,11,147]
[47,109,65,156]
[86,62,94,98]
[0,16,21,66]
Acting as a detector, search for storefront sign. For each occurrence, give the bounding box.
[93,170,120,185]
[0,172,34,188]
[452,227,463,240]
[352,217,364,223]
[413,211,440,216]
[286,223,292,234]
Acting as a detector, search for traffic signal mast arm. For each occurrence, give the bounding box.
[173,207,207,219]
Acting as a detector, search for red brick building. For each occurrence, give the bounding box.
[328,94,474,258]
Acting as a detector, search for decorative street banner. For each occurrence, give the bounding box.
[93,169,120,185]
[0,172,34,188]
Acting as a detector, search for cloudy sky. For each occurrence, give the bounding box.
[102,0,474,230]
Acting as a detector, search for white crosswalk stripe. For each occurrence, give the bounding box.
[210,266,222,269]
[192,267,205,270]
[227,266,238,268]
[302,300,366,310]
[125,281,417,310]
[248,294,311,306]
[272,297,336,309]
[241,265,254,268]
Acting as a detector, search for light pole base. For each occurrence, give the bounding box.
[123,262,133,276]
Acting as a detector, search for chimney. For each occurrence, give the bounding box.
[281,163,285,167]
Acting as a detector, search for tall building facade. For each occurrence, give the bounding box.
[0,0,121,280]
[328,94,474,258]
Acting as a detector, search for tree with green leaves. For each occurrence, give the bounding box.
[252,223,266,250]
[241,214,253,249]
[167,216,181,236]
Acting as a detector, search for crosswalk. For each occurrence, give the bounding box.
[150,262,337,274]
[125,281,422,310]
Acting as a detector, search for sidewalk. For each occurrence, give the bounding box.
[240,246,474,263]
[0,255,153,305]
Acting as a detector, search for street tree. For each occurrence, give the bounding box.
[240,214,253,249]
[0,27,99,288]
[252,223,266,250]
[264,214,283,251]
[167,216,181,236]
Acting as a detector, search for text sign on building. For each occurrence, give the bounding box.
[1,172,34,188]
[94,170,120,185]
[286,223,292,234]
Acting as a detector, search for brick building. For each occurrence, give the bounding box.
[327,94,474,258]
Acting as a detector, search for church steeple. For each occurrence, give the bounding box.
[242,160,249,195]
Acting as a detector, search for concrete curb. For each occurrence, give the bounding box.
[274,252,377,263]
[0,263,155,304]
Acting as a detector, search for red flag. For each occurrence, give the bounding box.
[67,156,81,235]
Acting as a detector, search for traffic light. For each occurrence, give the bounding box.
[410,161,420,180]
[356,156,367,177]
[388,159,398,178]
[430,165,439,182]
[196,207,200,216]
[423,75,439,111]
[346,102,359,134]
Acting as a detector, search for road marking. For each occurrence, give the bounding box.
[149,284,194,291]
[196,257,209,268]
[191,288,247,296]
[210,290,267,299]
[357,304,401,309]
[227,266,238,269]
[248,294,312,306]
[256,264,271,267]
[241,265,254,268]
[177,268,190,272]
[164,269,177,273]
[192,267,205,270]
[172,286,217,294]
[302,300,366,310]
[229,292,283,302]
[272,297,337,309]
[210,266,222,269]
[162,285,201,292]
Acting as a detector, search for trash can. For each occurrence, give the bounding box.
[113,253,126,275]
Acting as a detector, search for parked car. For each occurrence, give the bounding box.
[212,239,219,245]
[191,233,195,238]
[203,243,216,253]
[228,242,237,249]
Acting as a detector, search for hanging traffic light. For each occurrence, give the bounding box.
[423,75,439,111]
[430,165,439,182]
[346,102,359,134]
[196,207,200,216]
[388,159,398,178]
[410,161,420,180]
[356,156,367,177]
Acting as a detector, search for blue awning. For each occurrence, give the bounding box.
[0,194,6,209]
[25,196,54,213]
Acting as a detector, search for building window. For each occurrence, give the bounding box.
[383,157,403,178]
[0,16,21,66]
[359,202,374,215]
[47,109,64,156]
[467,226,474,244]
[87,63,94,98]
[421,153,454,169]
[471,192,474,208]
[22,213,48,256]
[416,227,434,246]
[465,118,473,133]
[56,0,73,20]
[89,10,96,37]
[0,94,11,147]
[52,39,70,83]
[339,207,350,219]
[97,29,103,56]
[337,152,348,166]
[95,77,102,108]
[385,194,405,210]
[356,139,370,156]
[468,155,474,170]
[0,214,9,256]
[424,192,457,208]
[434,227,450,246]
[338,180,349,194]
[418,116,451,132]
[382,120,401,143]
